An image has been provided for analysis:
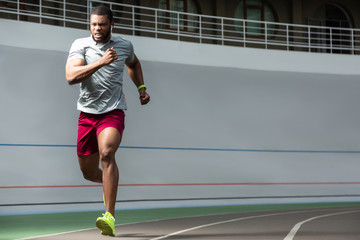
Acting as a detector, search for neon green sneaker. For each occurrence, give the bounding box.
[96,212,116,236]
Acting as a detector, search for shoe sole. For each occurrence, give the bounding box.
[96,218,115,237]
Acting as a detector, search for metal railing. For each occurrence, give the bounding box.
[1,0,360,54]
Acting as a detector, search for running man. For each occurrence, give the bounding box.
[65,5,150,237]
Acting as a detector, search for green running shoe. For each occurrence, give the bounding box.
[96,212,115,236]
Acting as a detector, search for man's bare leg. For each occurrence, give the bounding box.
[98,127,121,217]
[78,152,102,183]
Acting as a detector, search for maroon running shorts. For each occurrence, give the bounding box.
[77,109,125,156]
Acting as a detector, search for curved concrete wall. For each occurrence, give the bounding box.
[1,19,360,215]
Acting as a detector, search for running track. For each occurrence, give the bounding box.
[23,206,360,240]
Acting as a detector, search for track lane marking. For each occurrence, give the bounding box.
[149,210,305,240]
[19,208,360,240]
[2,181,360,189]
[283,210,360,240]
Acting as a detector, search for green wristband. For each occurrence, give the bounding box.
[137,85,147,91]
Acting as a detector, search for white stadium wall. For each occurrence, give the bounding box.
[1,19,360,215]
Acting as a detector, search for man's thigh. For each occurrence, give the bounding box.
[96,110,125,155]
[97,127,122,155]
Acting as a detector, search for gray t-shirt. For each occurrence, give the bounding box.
[67,35,135,114]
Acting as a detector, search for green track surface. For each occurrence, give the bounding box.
[1,202,360,240]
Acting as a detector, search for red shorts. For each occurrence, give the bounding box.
[77,109,125,156]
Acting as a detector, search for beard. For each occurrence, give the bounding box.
[92,27,112,44]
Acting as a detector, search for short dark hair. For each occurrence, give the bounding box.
[91,5,113,22]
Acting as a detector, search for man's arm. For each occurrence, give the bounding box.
[127,54,150,105]
[65,47,118,85]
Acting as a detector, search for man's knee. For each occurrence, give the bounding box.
[81,171,96,181]
[78,153,101,182]
[80,167,100,182]
[100,147,116,165]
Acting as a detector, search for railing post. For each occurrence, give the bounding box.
[155,10,158,38]
[308,26,311,52]
[17,0,20,21]
[351,29,354,55]
[39,0,42,24]
[286,24,289,51]
[87,0,90,29]
[132,6,135,35]
[177,12,180,41]
[330,28,333,54]
[199,15,202,44]
[264,22,267,49]
[221,18,224,45]
[243,20,246,47]
[63,0,66,27]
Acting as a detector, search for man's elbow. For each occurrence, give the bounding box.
[65,62,81,85]
[67,80,75,85]
[66,76,73,85]
[66,74,77,85]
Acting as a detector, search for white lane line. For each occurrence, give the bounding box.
[17,227,96,240]
[150,210,305,240]
[283,210,360,240]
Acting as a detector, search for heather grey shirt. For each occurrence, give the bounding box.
[67,35,135,114]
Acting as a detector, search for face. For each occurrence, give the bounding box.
[90,14,114,43]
